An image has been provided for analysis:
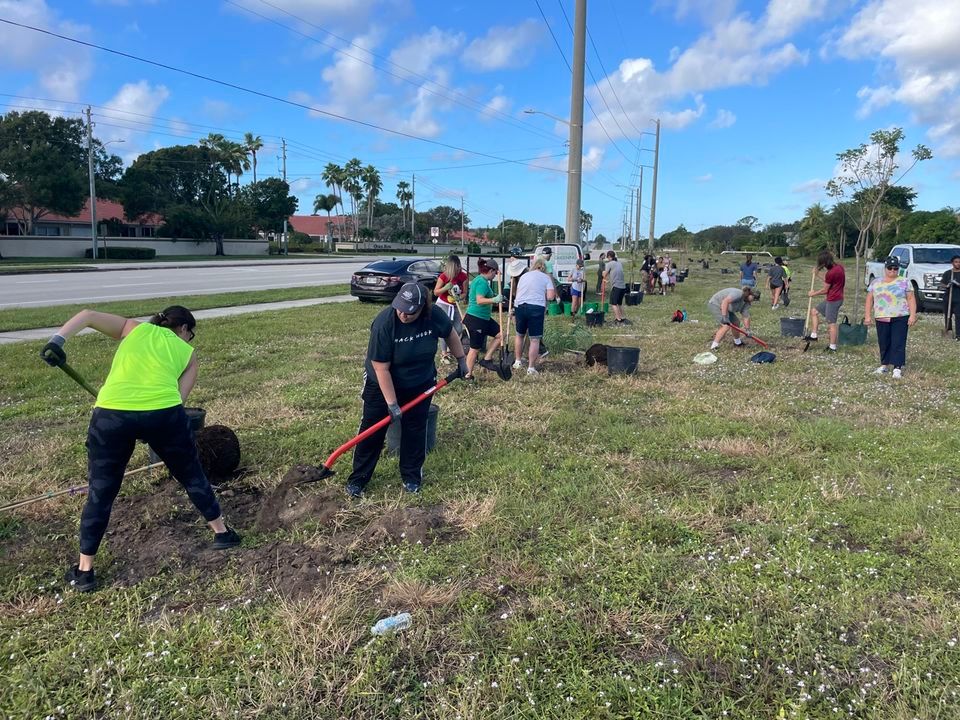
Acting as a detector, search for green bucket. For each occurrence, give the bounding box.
[563,302,572,316]
[584,302,599,314]
[548,301,563,316]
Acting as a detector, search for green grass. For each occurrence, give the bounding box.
[2,257,959,718]
[0,284,351,332]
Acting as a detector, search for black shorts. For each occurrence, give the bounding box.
[514,303,546,339]
[463,314,500,351]
[610,287,627,306]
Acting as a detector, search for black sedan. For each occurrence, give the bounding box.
[350,258,443,303]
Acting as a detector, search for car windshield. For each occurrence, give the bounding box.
[912,247,960,264]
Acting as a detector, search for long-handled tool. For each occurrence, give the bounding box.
[0,462,166,513]
[728,321,769,348]
[803,267,819,352]
[943,272,956,338]
[59,361,99,398]
[503,272,516,369]
[495,274,513,381]
[299,369,461,484]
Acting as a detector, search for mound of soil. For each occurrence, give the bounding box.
[257,465,343,533]
[359,506,449,547]
[585,343,608,366]
[195,425,241,480]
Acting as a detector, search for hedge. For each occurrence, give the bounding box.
[84,247,157,260]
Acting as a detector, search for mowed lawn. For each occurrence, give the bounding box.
[1,257,959,719]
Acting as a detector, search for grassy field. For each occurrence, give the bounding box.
[1,257,959,719]
[0,284,351,333]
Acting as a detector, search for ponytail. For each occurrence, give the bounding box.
[150,305,196,331]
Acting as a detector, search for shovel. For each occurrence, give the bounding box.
[943,274,956,338]
[727,321,769,349]
[299,368,462,483]
[495,274,513,381]
[58,361,99,399]
[802,267,819,352]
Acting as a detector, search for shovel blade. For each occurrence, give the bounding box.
[296,464,336,484]
[496,358,513,381]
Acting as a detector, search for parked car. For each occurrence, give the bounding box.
[864,243,960,310]
[350,258,443,303]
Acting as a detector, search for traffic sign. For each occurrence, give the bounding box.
[430,226,440,238]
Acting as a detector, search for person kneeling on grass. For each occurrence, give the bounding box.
[864,256,917,379]
[463,259,504,379]
[513,257,557,377]
[708,287,756,350]
[39,306,240,593]
[346,283,467,497]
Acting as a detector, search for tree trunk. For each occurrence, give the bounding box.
[252,152,257,184]
[215,233,225,256]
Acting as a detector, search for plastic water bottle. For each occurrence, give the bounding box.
[370,612,412,636]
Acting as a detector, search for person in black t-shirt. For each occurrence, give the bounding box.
[940,254,960,340]
[346,283,467,497]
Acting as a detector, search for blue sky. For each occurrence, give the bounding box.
[1,0,958,241]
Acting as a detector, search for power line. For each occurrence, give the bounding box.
[0,17,580,176]
[584,22,644,136]
[226,0,559,144]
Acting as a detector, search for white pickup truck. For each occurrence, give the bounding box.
[865,243,960,310]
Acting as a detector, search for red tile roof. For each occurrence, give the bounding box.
[10,198,163,226]
[288,214,351,236]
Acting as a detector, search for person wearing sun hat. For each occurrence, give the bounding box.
[505,247,529,305]
[345,282,467,497]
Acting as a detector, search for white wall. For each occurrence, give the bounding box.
[0,236,269,258]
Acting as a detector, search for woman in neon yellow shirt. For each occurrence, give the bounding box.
[40,305,239,592]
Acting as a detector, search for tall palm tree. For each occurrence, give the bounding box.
[312,193,339,251]
[321,162,346,241]
[343,158,363,239]
[396,180,412,228]
[200,133,249,191]
[362,165,382,229]
[244,132,264,183]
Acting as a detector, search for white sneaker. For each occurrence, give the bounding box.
[873,366,887,375]
[527,367,539,376]
[710,342,719,350]
[734,339,744,346]
[892,368,902,379]
[512,360,522,370]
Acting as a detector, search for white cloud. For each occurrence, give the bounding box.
[656,0,738,25]
[388,27,464,80]
[481,88,511,121]
[710,108,737,128]
[0,0,93,101]
[319,32,383,114]
[791,178,828,200]
[225,0,383,30]
[99,81,171,160]
[834,0,960,155]
[695,173,713,182]
[201,98,235,122]
[532,146,604,174]
[462,19,542,72]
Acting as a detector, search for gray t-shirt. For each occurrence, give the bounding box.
[606,260,625,289]
[708,288,751,316]
[767,265,785,286]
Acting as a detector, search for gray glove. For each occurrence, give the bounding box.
[387,402,402,424]
[457,356,469,379]
[491,294,504,304]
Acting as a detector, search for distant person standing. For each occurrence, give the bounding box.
[864,256,917,379]
[807,250,846,353]
[603,250,628,324]
[433,254,468,363]
[708,287,756,350]
[463,259,504,378]
[596,253,606,294]
[570,257,586,316]
[739,254,760,289]
[512,257,556,376]
[768,256,786,309]
[939,254,960,340]
[541,246,555,280]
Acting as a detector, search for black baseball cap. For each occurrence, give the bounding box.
[392,283,426,314]
[884,256,900,269]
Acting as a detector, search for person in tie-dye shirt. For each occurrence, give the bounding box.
[864,256,917,379]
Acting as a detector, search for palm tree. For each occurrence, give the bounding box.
[244,133,264,183]
[343,158,363,239]
[362,165,382,230]
[321,162,346,241]
[313,193,339,251]
[200,133,249,191]
[800,203,829,255]
[396,180,412,228]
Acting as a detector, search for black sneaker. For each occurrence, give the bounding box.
[212,527,242,550]
[403,481,421,494]
[64,564,96,593]
[345,482,363,498]
[478,358,497,372]
[803,335,818,342]
[826,346,838,353]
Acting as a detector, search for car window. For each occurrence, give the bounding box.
[407,261,427,273]
[407,260,442,274]
[914,247,960,264]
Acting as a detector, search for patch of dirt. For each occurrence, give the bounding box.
[357,505,449,547]
[256,466,343,533]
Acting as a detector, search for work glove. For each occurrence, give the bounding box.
[745,331,753,338]
[457,356,469,379]
[40,335,67,367]
[491,294,504,304]
[387,402,402,424]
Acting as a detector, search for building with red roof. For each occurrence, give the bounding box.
[2,198,163,238]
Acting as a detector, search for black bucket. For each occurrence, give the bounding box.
[780,316,805,337]
[148,407,206,464]
[386,404,439,456]
[626,292,641,306]
[631,282,643,292]
[607,346,640,375]
[585,311,604,327]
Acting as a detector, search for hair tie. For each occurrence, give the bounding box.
[157,311,166,320]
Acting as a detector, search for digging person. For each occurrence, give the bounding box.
[463,259,504,379]
[708,286,757,350]
[40,306,240,593]
[345,283,467,497]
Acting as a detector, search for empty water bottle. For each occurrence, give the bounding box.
[370,612,412,636]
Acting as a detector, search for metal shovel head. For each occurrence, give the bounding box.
[497,353,513,381]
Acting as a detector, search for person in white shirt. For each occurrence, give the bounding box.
[512,257,556,376]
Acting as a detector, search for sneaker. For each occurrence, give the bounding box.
[403,481,421,494]
[892,368,902,379]
[64,564,96,593]
[345,482,363,498]
[826,346,837,353]
[873,366,888,375]
[733,339,744,346]
[710,343,719,350]
[478,358,497,372]
[212,526,242,550]
[512,360,523,370]
[803,335,818,342]
[527,367,539,376]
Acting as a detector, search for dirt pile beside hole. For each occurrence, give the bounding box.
[257,465,343,533]
[585,343,608,366]
[195,425,241,479]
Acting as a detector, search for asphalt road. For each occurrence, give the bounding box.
[0,260,377,309]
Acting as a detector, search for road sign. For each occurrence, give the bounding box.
[430,226,440,238]
[432,238,438,244]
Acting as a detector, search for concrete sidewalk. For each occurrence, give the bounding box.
[1,256,370,276]
[0,295,356,345]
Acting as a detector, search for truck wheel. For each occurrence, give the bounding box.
[912,282,925,312]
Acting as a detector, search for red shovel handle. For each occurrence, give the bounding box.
[320,369,460,474]
[728,321,769,348]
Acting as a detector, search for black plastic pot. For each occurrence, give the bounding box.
[149,407,206,464]
[780,317,805,337]
[607,346,639,375]
[585,311,605,327]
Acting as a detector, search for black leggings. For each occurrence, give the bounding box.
[80,405,221,555]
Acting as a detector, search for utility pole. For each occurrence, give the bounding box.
[627,190,634,252]
[85,106,98,261]
[648,119,661,252]
[460,196,465,251]
[411,174,416,241]
[634,176,642,254]
[281,138,288,254]
[564,0,587,252]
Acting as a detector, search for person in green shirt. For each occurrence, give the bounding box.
[40,305,240,592]
[463,259,504,378]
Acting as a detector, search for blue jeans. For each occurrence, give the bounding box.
[876,315,909,368]
[741,278,756,288]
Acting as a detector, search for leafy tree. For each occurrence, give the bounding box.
[826,127,932,318]
[799,204,830,255]
[659,224,693,250]
[0,110,90,233]
[312,193,339,250]
[200,133,250,190]
[593,233,607,250]
[890,210,960,250]
[237,178,297,235]
[421,205,470,241]
[243,133,264,183]
[343,158,364,238]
